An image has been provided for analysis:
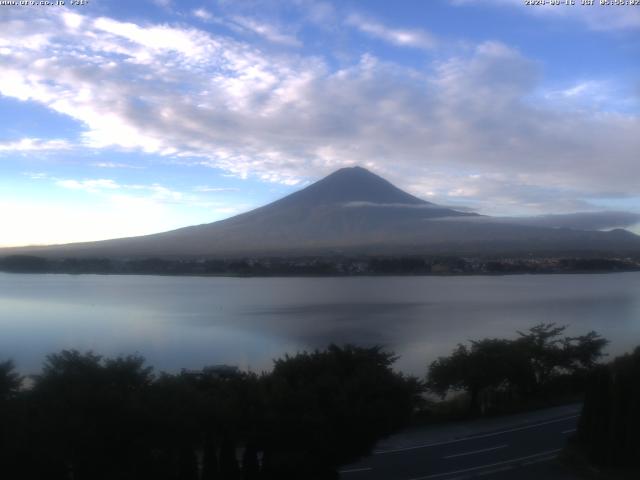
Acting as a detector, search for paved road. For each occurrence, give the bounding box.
[339,405,582,480]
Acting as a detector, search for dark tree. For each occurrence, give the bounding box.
[262,344,424,479]
[0,360,22,400]
[3,345,423,480]
[577,346,640,470]
[427,324,608,415]
[0,255,49,272]
[427,339,530,414]
[0,360,25,478]
[515,323,569,390]
[562,330,609,371]
[27,350,156,480]
[516,323,608,393]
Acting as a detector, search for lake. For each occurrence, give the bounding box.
[1,272,639,375]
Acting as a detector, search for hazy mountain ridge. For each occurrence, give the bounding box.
[2,167,640,258]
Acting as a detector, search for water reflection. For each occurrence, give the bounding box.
[1,272,639,375]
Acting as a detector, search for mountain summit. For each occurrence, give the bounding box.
[273,166,427,207]
[3,167,640,258]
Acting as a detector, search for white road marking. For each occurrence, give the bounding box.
[443,444,508,459]
[407,448,562,480]
[374,415,578,454]
[339,467,373,474]
[522,455,558,466]
[476,465,513,476]
[562,428,576,434]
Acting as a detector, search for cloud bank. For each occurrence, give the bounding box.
[439,211,640,231]
[0,8,638,216]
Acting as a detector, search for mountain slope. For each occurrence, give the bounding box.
[3,167,640,258]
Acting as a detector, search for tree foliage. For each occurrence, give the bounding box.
[0,360,22,400]
[0,345,422,479]
[577,346,640,470]
[262,345,423,478]
[426,323,608,414]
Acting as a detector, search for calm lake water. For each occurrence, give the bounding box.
[1,272,639,375]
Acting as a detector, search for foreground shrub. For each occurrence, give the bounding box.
[0,345,423,480]
[577,346,640,470]
[426,323,608,415]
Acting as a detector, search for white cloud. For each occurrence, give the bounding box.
[128,183,185,204]
[92,16,218,60]
[56,178,121,193]
[449,0,640,31]
[0,138,72,153]
[230,16,301,47]
[192,8,213,21]
[23,171,49,180]
[0,10,639,215]
[194,186,239,192]
[561,82,596,98]
[46,174,237,210]
[346,14,437,50]
[62,12,84,30]
[52,177,182,201]
[92,162,142,169]
[539,80,638,114]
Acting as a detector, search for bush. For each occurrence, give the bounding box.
[0,345,423,480]
[577,347,640,469]
[426,323,608,415]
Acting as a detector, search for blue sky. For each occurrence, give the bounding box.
[1,0,639,246]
